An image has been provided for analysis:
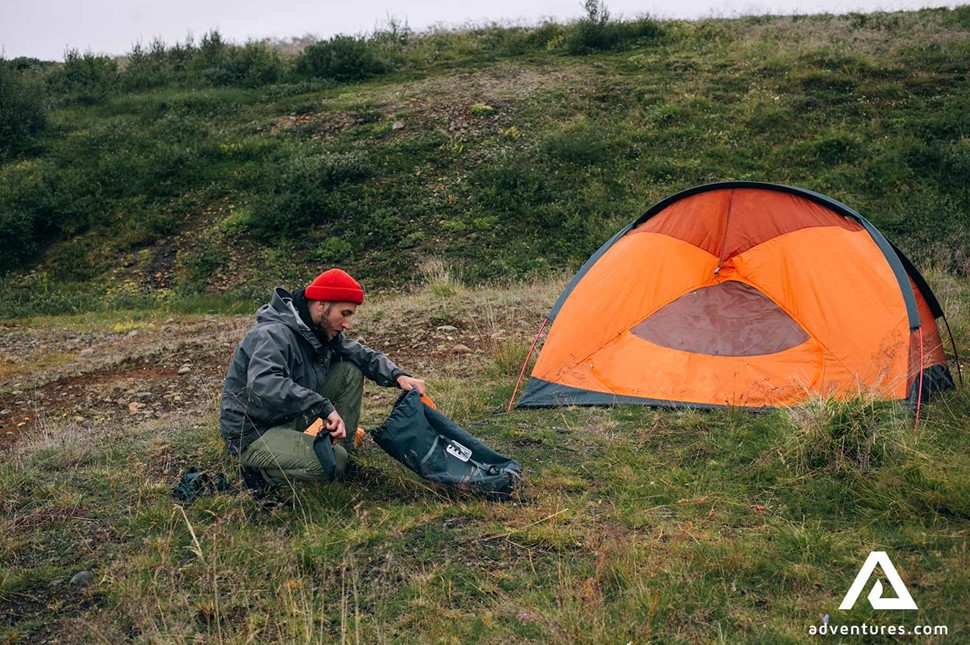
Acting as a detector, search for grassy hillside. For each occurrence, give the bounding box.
[1,7,969,316]
[1,7,969,643]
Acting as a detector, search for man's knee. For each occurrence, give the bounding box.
[332,444,348,479]
[330,361,364,389]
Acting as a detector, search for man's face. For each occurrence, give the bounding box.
[310,301,358,340]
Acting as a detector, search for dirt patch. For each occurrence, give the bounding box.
[0,316,251,450]
[0,286,543,450]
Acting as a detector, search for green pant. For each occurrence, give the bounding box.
[240,361,363,485]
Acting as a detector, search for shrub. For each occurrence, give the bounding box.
[46,49,119,104]
[472,160,553,214]
[191,30,229,80]
[203,42,285,87]
[0,59,47,159]
[295,36,389,82]
[247,150,373,240]
[567,0,614,54]
[122,39,174,90]
[564,2,663,54]
[0,161,63,273]
[176,239,228,294]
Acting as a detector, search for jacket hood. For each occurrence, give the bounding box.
[256,287,328,355]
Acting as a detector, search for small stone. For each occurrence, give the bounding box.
[51,578,65,586]
[70,571,93,586]
[391,121,405,131]
[165,317,175,323]
[73,416,85,423]
[0,409,10,416]
[4,432,14,436]
[452,344,473,354]
[436,325,458,332]
[177,365,191,375]
[127,330,139,337]
[79,348,94,357]
[128,402,145,415]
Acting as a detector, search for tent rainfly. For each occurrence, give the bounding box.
[516,182,957,411]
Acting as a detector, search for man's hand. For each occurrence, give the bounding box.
[324,409,346,445]
[396,375,426,395]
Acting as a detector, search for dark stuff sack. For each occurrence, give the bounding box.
[371,390,523,500]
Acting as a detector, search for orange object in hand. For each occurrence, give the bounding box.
[303,418,324,436]
[420,394,436,409]
[354,426,366,448]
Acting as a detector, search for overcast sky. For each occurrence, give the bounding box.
[0,0,961,61]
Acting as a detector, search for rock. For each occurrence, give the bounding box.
[128,402,145,415]
[436,325,458,332]
[4,432,13,436]
[391,120,405,131]
[70,571,93,586]
[73,416,85,423]
[79,348,94,357]
[127,330,139,337]
[0,409,10,416]
[165,317,175,324]
[452,344,473,354]
[177,365,192,375]
[51,578,64,586]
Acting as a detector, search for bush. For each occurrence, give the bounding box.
[295,36,389,82]
[203,41,285,87]
[472,160,553,214]
[0,161,64,273]
[247,150,373,239]
[122,39,174,90]
[46,50,119,104]
[567,0,614,54]
[565,1,664,54]
[0,59,47,159]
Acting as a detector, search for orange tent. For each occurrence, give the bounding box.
[517,182,956,410]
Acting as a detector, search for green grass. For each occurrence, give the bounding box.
[0,277,967,642]
[1,8,969,642]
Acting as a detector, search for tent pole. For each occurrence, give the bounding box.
[915,327,925,430]
[940,314,964,387]
[507,318,548,413]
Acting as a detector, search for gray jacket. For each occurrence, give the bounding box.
[219,287,405,453]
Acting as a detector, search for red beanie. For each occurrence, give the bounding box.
[305,269,364,304]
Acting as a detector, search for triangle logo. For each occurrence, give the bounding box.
[839,551,918,610]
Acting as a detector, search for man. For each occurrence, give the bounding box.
[220,268,426,485]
